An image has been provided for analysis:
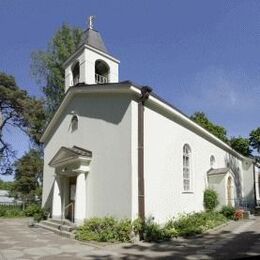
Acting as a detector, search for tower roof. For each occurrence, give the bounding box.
[80,28,108,53]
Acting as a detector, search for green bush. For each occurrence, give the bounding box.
[143,217,172,242]
[0,207,6,217]
[4,208,25,217]
[220,206,236,220]
[132,216,175,242]
[0,205,25,217]
[75,217,132,242]
[76,212,228,243]
[24,204,47,222]
[204,189,219,211]
[24,204,41,216]
[167,212,226,236]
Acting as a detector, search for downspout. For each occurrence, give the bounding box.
[138,86,152,239]
[253,162,257,208]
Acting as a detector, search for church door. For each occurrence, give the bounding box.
[67,177,76,222]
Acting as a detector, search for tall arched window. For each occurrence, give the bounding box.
[95,59,109,84]
[72,62,80,86]
[210,155,215,168]
[71,115,78,132]
[183,144,191,191]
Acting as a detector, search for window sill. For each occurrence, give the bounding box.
[182,191,194,194]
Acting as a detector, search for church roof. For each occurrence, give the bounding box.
[207,167,230,176]
[40,81,253,163]
[80,28,108,53]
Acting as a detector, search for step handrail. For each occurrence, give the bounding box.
[64,202,74,223]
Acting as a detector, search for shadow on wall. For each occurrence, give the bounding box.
[225,154,242,200]
[67,94,132,125]
[42,181,54,216]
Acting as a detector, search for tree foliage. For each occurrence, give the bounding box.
[0,72,45,174]
[0,178,13,190]
[249,127,260,154]
[203,188,219,211]
[11,149,43,203]
[230,136,252,157]
[31,24,83,116]
[190,112,229,143]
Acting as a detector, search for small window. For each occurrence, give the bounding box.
[210,155,215,168]
[72,62,80,86]
[183,144,191,191]
[71,115,78,132]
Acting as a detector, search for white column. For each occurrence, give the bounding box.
[75,172,87,224]
[52,178,62,219]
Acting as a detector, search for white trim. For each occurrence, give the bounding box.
[63,44,120,68]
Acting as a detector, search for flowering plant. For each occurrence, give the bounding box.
[234,209,244,221]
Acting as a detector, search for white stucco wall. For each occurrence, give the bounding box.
[208,175,226,208]
[42,93,132,220]
[142,102,244,223]
[242,162,255,208]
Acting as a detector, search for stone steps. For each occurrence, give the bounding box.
[36,218,77,239]
[254,207,260,216]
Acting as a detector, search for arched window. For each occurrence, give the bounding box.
[95,59,109,84]
[210,155,215,168]
[71,115,78,132]
[183,144,191,191]
[72,62,80,86]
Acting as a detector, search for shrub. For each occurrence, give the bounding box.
[132,216,174,242]
[75,217,132,242]
[143,217,172,242]
[0,205,24,218]
[76,212,228,242]
[204,189,219,211]
[0,207,6,217]
[167,211,226,236]
[220,206,236,220]
[4,208,25,217]
[24,204,47,222]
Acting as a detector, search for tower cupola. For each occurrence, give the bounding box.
[64,16,120,92]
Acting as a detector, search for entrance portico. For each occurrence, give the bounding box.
[49,146,92,225]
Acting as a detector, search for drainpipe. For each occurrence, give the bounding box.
[138,86,152,239]
[253,162,257,209]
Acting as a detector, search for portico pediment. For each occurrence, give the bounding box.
[49,146,92,171]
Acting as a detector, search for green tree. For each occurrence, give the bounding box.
[190,112,229,143]
[0,72,45,174]
[0,178,13,190]
[230,137,252,156]
[31,24,83,117]
[11,149,43,203]
[249,127,260,154]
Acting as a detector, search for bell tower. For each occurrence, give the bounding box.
[64,16,120,92]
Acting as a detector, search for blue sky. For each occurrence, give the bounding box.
[1,0,260,179]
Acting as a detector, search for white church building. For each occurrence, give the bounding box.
[41,18,259,225]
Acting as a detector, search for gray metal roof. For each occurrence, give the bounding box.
[80,28,108,53]
[0,190,9,196]
[207,167,230,176]
[0,190,15,203]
